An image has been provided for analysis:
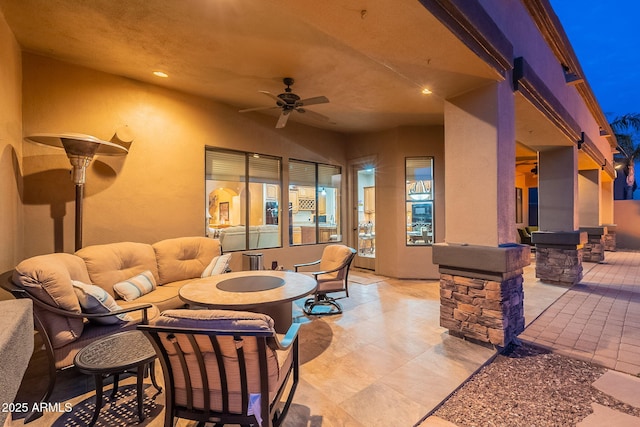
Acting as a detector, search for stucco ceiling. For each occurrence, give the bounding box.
[0,0,500,133]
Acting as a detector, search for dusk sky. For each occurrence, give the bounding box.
[550,0,640,122]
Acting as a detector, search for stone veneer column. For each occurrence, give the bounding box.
[580,226,607,262]
[531,231,587,285]
[433,243,531,348]
[602,224,617,251]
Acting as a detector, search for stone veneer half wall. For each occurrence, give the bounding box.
[532,231,587,286]
[433,243,531,348]
[580,226,607,263]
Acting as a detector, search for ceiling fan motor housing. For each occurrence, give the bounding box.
[278,92,301,107]
[278,77,299,107]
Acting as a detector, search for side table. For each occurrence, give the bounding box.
[74,330,161,426]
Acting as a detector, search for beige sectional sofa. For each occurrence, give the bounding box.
[74,236,222,312]
[4,236,224,418]
[218,224,280,251]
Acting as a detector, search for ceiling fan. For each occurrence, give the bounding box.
[516,157,538,175]
[239,77,330,128]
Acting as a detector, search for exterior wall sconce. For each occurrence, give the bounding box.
[25,133,128,250]
[577,132,585,150]
[563,65,584,85]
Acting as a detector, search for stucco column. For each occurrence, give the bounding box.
[578,169,600,226]
[578,169,605,262]
[538,147,578,231]
[601,180,616,251]
[435,81,529,348]
[533,147,584,284]
[443,81,515,246]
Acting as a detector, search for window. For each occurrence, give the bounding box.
[289,160,341,245]
[406,157,434,246]
[205,148,282,252]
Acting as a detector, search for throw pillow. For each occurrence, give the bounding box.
[113,270,157,301]
[72,280,131,324]
[201,253,232,277]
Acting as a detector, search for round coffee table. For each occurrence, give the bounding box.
[179,270,317,332]
[74,330,161,426]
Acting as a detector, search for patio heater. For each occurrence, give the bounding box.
[25,133,128,251]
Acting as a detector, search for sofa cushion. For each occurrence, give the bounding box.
[152,236,221,285]
[119,283,185,313]
[219,226,260,252]
[72,281,132,324]
[76,242,159,299]
[201,253,232,277]
[52,304,160,370]
[257,224,280,249]
[154,309,275,331]
[113,270,157,301]
[13,253,87,348]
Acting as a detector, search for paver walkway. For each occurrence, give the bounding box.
[520,251,640,375]
[424,250,640,427]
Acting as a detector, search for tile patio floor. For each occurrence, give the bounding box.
[12,250,640,426]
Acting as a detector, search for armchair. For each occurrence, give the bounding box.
[294,244,357,315]
[517,228,533,246]
[1,262,154,423]
[138,309,299,427]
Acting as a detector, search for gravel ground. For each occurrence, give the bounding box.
[432,343,640,427]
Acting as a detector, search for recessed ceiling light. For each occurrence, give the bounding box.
[153,71,169,78]
[421,88,432,95]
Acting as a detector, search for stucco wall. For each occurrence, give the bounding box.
[21,54,347,270]
[613,200,640,250]
[347,126,444,279]
[0,11,23,271]
[481,0,611,162]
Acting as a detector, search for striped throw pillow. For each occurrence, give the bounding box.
[72,280,131,324]
[113,270,157,301]
[201,253,232,277]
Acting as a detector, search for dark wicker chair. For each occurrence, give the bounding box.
[294,244,357,315]
[138,309,299,427]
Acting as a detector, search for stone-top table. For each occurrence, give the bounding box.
[179,270,317,332]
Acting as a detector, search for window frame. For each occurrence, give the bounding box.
[289,158,342,246]
[205,147,283,251]
[405,156,435,246]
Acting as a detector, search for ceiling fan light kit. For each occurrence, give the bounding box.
[239,77,330,128]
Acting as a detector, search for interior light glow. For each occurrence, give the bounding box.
[421,88,432,95]
[153,71,169,78]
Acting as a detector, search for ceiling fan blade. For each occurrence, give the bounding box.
[239,106,279,113]
[259,90,287,106]
[276,110,291,128]
[296,108,331,123]
[296,96,329,107]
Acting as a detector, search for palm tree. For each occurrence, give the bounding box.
[611,113,640,199]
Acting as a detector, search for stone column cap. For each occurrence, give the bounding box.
[531,230,587,245]
[432,242,530,273]
[579,226,608,235]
